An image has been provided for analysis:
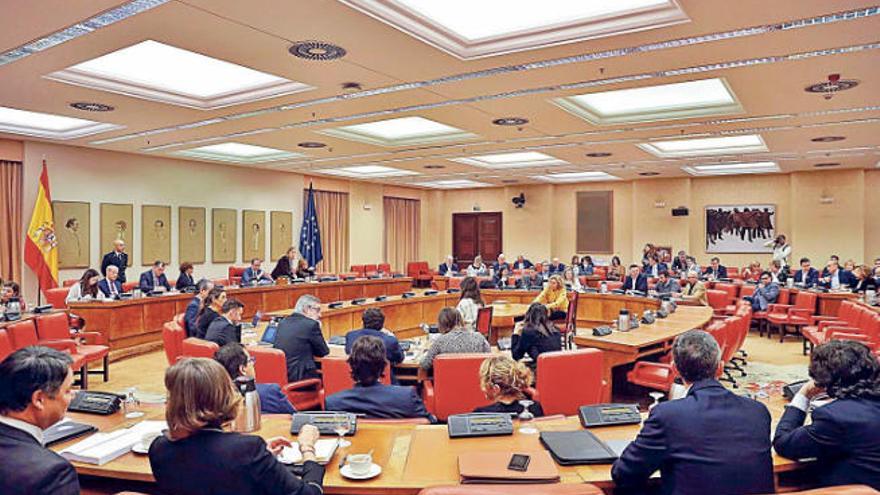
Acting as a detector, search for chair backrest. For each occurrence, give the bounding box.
[714,283,738,304]
[536,348,604,415]
[0,330,14,361]
[727,267,741,278]
[777,288,791,305]
[320,356,392,398]
[122,281,139,292]
[431,354,492,421]
[62,279,77,287]
[35,312,71,341]
[250,346,289,387]
[162,322,185,365]
[173,313,185,329]
[706,289,729,311]
[6,320,40,349]
[406,262,421,278]
[719,317,741,363]
[794,292,818,312]
[351,265,366,277]
[593,266,607,279]
[739,285,756,298]
[364,264,378,274]
[228,266,247,285]
[604,280,623,291]
[180,338,219,359]
[377,263,391,274]
[43,287,69,309]
[475,306,494,339]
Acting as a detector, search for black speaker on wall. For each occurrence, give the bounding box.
[671,207,689,217]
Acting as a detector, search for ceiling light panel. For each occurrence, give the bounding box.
[638,134,768,158]
[316,165,419,178]
[451,151,568,169]
[553,78,743,125]
[682,161,780,176]
[174,142,304,163]
[0,106,123,140]
[533,171,621,182]
[317,116,477,147]
[46,40,314,110]
[412,179,490,189]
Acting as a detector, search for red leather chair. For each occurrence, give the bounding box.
[604,280,623,291]
[714,282,738,311]
[36,312,110,382]
[173,313,185,329]
[475,306,494,342]
[0,330,14,361]
[318,356,391,408]
[766,291,817,343]
[417,484,604,495]
[6,319,89,388]
[406,261,434,288]
[593,266,607,280]
[62,279,77,287]
[363,264,378,276]
[350,265,366,277]
[807,310,879,352]
[162,321,186,365]
[228,266,247,286]
[180,338,219,359]
[627,359,677,392]
[43,287,69,309]
[753,287,790,336]
[122,281,138,292]
[536,348,605,415]
[377,263,392,275]
[422,353,492,421]
[556,292,579,349]
[250,346,322,411]
[706,289,730,316]
[727,267,741,279]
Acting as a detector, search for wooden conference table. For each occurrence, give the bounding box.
[60,394,805,495]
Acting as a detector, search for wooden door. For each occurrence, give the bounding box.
[452,212,502,266]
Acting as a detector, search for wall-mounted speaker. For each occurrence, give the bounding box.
[671,207,689,217]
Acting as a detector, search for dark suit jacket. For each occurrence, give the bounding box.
[514,259,533,270]
[644,262,669,278]
[703,265,728,279]
[204,317,241,347]
[325,383,433,421]
[671,258,688,272]
[273,313,330,382]
[195,307,219,340]
[774,398,880,489]
[345,328,405,364]
[256,383,296,415]
[795,268,820,288]
[622,274,649,293]
[548,263,565,274]
[97,278,123,298]
[149,429,324,495]
[0,422,80,495]
[612,380,773,495]
[139,270,171,292]
[100,250,128,282]
[184,297,201,338]
[492,262,510,274]
[820,270,858,289]
[242,267,271,285]
[271,256,294,279]
[176,272,195,291]
[437,263,459,276]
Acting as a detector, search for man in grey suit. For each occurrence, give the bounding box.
[747,271,780,311]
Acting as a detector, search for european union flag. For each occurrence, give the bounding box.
[299,183,323,268]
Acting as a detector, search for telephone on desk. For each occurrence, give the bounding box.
[68,391,124,415]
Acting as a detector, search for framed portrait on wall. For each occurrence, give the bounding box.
[706,204,776,253]
[212,208,237,263]
[179,206,206,264]
[242,210,265,262]
[142,205,171,265]
[100,203,133,266]
[53,201,90,268]
[270,210,293,261]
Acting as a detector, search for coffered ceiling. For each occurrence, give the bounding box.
[1,0,878,188]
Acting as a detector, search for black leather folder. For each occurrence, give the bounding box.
[539,430,619,465]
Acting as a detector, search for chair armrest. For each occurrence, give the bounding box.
[38,339,77,353]
[825,326,861,339]
[74,331,108,345]
[767,303,793,313]
[788,308,813,320]
[421,379,435,415]
[811,315,841,325]
[818,320,847,332]
[828,331,870,344]
[282,378,321,393]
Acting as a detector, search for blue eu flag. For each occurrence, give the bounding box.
[299,184,323,268]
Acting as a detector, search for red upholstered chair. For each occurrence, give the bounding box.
[173,312,185,329]
[727,267,741,279]
[62,279,78,287]
[6,319,89,388]
[406,261,434,287]
[802,301,862,353]
[180,338,219,359]
[0,330,14,361]
[350,265,366,277]
[162,321,185,365]
[363,264,378,276]
[250,346,322,411]
[475,306,494,342]
[627,360,677,392]
[36,312,110,382]
[318,356,391,408]
[593,266,607,279]
[417,484,604,495]
[555,292,579,349]
[536,348,605,416]
[377,263,392,275]
[714,282,738,311]
[706,289,730,316]
[807,311,879,353]
[752,287,789,336]
[766,291,817,343]
[604,280,623,291]
[43,287,69,309]
[122,281,138,292]
[422,353,492,421]
[228,266,247,286]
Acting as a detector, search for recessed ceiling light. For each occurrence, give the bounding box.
[492,117,529,126]
[0,105,123,140]
[339,0,687,59]
[585,152,612,158]
[318,116,477,147]
[413,179,490,189]
[811,136,846,143]
[451,151,567,169]
[297,141,327,148]
[553,78,742,125]
[639,171,660,176]
[639,134,768,158]
[424,164,446,169]
[813,162,841,168]
[682,161,780,176]
[47,40,313,109]
[288,41,347,61]
[69,102,115,112]
[175,142,304,163]
[317,165,419,178]
[533,171,620,182]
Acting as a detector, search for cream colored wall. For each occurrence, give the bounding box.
[0,138,23,161]
[865,170,880,262]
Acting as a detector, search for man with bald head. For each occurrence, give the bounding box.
[98,265,123,298]
[100,239,128,283]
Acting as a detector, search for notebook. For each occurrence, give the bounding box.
[539,430,619,465]
[277,439,339,465]
[458,451,560,484]
[43,419,97,446]
[59,420,166,466]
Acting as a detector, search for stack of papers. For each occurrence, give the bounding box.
[59,420,166,465]
[278,439,339,465]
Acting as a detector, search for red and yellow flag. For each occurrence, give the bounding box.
[24,160,58,291]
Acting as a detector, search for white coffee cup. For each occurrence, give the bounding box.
[139,431,162,451]
[347,453,373,476]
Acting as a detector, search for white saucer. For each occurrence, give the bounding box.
[131,443,150,455]
[340,463,381,480]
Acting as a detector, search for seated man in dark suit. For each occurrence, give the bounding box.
[820,254,841,278]
[794,257,820,288]
[671,250,689,273]
[819,260,857,290]
[745,271,780,311]
[548,257,565,274]
[437,255,459,276]
[622,264,648,293]
[274,295,330,382]
[513,254,533,270]
[612,330,774,495]
[97,264,124,298]
[139,260,171,293]
[100,238,128,283]
[345,308,404,365]
[773,340,880,490]
[326,336,433,422]
[241,258,273,285]
[215,343,296,415]
[644,256,668,279]
[492,253,510,275]
[184,279,213,338]
[703,256,728,279]
[0,347,80,495]
[205,298,244,347]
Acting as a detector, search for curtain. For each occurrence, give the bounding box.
[307,189,349,274]
[384,196,420,272]
[0,161,22,282]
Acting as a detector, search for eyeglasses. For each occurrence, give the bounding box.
[247,355,256,365]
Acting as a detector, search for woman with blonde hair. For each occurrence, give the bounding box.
[474,355,543,417]
[742,260,762,282]
[533,274,569,321]
[149,358,324,495]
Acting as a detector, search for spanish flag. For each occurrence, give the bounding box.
[24,160,58,292]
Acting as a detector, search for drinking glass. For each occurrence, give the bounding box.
[123,387,144,419]
[517,400,538,434]
[648,392,665,411]
[334,415,351,448]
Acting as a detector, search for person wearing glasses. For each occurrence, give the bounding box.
[273,295,329,382]
[214,343,295,415]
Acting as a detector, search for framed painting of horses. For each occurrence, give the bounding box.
[705,204,776,253]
